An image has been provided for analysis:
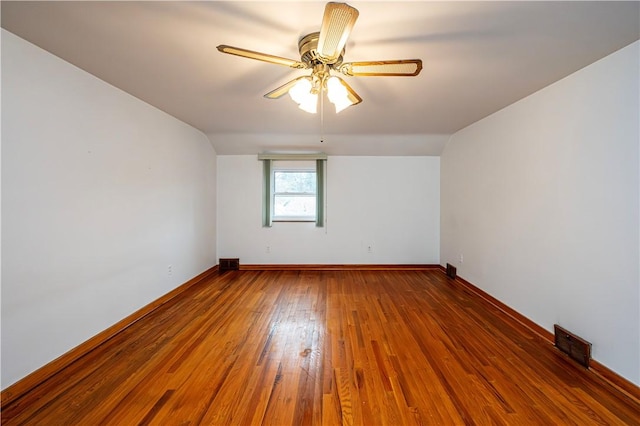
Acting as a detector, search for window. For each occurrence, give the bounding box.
[273,168,316,221]
[259,155,326,227]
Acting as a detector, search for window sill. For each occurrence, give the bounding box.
[272,219,316,223]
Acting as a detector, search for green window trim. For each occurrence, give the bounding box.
[315,159,325,227]
[259,155,326,228]
[262,159,272,227]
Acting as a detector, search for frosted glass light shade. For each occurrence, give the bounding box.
[326,76,353,113]
[298,94,318,113]
[288,78,317,113]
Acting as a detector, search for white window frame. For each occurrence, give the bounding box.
[271,161,317,222]
[259,153,326,228]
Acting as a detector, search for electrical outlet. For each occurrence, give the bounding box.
[168,265,173,276]
[266,246,271,253]
[367,244,373,253]
[459,254,464,263]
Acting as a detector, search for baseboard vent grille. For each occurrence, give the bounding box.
[219,258,240,272]
[446,263,457,279]
[554,324,591,368]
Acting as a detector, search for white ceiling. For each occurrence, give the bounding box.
[2,1,639,155]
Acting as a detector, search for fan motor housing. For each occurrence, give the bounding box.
[299,32,344,67]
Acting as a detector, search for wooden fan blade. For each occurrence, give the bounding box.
[338,59,423,76]
[217,45,307,69]
[264,77,307,99]
[317,2,359,64]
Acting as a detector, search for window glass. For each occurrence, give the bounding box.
[274,171,316,193]
[273,195,316,218]
[273,170,316,221]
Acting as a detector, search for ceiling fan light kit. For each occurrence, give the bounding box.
[217,2,422,114]
[289,77,318,113]
[327,76,361,113]
[285,63,362,114]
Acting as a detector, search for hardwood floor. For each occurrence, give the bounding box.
[2,270,639,425]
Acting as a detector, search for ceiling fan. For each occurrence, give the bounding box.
[217,2,422,114]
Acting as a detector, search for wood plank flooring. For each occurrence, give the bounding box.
[2,270,639,425]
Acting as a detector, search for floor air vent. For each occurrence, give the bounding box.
[219,258,239,272]
[446,263,457,279]
[554,324,591,368]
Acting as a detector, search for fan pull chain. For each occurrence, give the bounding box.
[320,90,324,143]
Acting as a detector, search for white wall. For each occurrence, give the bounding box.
[441,42,639,384]
[1,30,217,388]
[218,155,439,264]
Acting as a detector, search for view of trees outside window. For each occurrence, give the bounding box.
[273,171,316,219]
